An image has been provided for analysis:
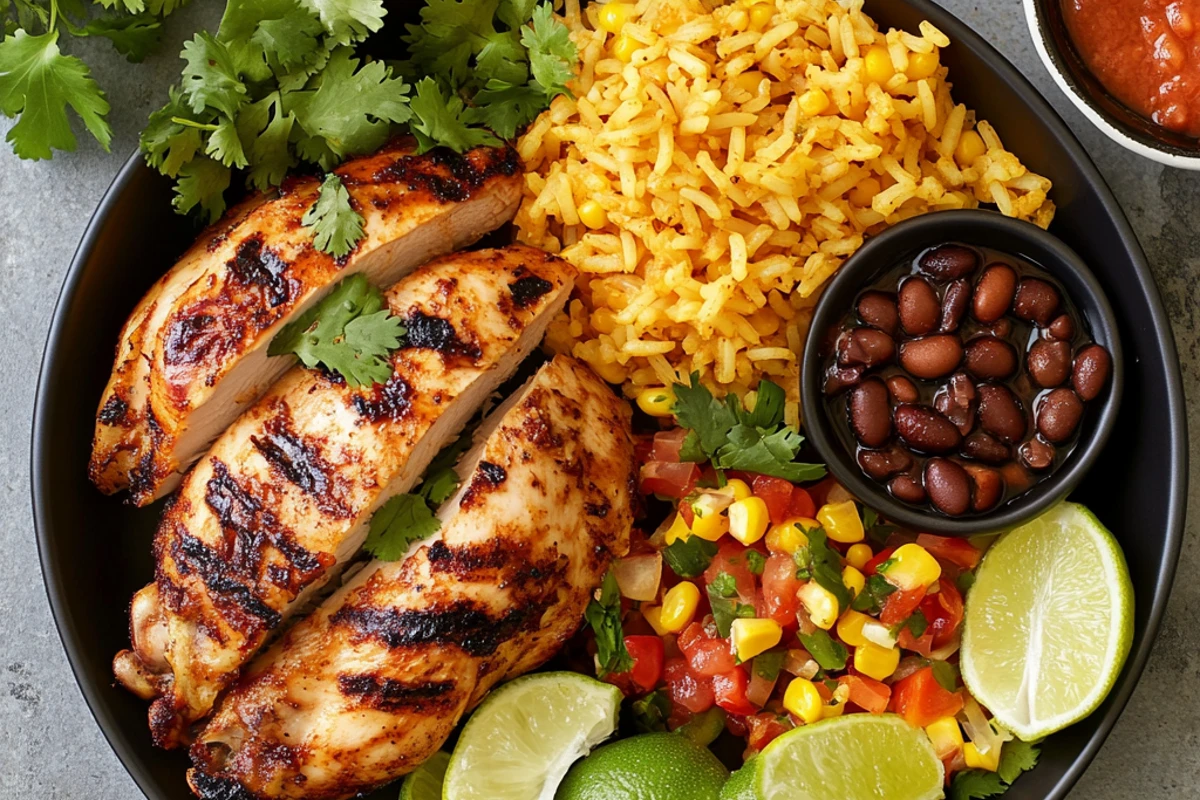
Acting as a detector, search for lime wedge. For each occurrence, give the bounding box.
[557,731,728,800]
[755,715,943,800]
[961,502,1133,740]
[399,751,448,800]
[719,759,757,800]
[442,672,621,800]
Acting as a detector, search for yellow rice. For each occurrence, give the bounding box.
[515,0,1055,427]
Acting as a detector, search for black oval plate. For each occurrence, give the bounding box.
[31,1,1186,798]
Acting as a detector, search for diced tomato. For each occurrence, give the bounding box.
[713,667,758,716]
[897,626,934,656]
[745,712,791,752]
[640,460,700,499]
[649,428,689,462]
[889,667,964,728]
[804,475,840,508]
[664,657,714,714]
[921,581,964,650]
[634,437,655,464]
[759,552,802,627]
[880,586,927,625]
[679,622,737,677]
[787,486,816,520]
[704,539,757,602]
[624,636,665,692]
[751,475,795,525]
[839,674,891,714]
[864,546,897,575]
[916,534,981,570]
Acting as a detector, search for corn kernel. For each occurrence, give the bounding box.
[864,45,895,83]
[664,513,691,545]
[836,609,873,647]
[765,517,815,554]
[660,582,700,632]
[688,495,730,542]
[906,50,940,80]
[642,605,669,636]
[798,88,830,116]
[783,678,824,724]
[882,543,942,591]
[731,617,783,661]
[748,2,774,29]
[964,742,1001,772]
[842,565,865,598]
[597,2,635,33]
[955,129,987,165]
[723,478,753,501]
[578,199,608,230]
[798,582,839,630]
[732,70,766,95]
[848,176,881,207]
[612,33,640,62]
[636,386,676,417]
[846,543,874,570]
[817,501,865,544]
[926,717,965,759]
[729,497,770,545]
[822,682,850,718]
[854,641,901,681]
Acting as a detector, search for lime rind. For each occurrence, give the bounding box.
[961,502,1134,741]
[755,714,944,800]
[557,731,729,800]
[442,671,621,800]
[399,751,449,800]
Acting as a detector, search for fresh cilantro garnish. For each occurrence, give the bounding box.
[862,507,897,545]
[949,740,1041,799]
[585,570,633,677]
[363,493,441,561]
[709,571,738,598]
[851,573,898,614]
[893,609,928,639]
[521,3,575,95]
[662,535,717,578]
[753,650,784,681]
[629,690,670,733]
[69,13,162,62]
[745,550,766,576]
[958,571,977,592]
[798,628,848,672]
[268,273,405,386]
[998,739,1041,784]
[671,374,826,483]
[708,583,754,638]
[408,77,501,154]
[302,173,364,257]
[931,659,960,692]
[801,528,852,613]
[417,430,472,506]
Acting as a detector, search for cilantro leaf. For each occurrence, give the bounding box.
[894,609,928,639]
[268,273,405,386]
[0,29,111,160]
[949,770,1006,800]
[798,628,848,671]
[522,3,575,95]
[662,535,717,578]
[253,8,325,70]
[713,424,825,483]
[997,739,1041,785]
[71,14,162,62]
[364,493,441,561]
[745,378,786,429]
[708,583,754,638]
[498,0,538,28]
[931,659,960,692]
[629,690,670,733]
[804,528,852,613]
[172,155,230,223]
[140,86,205,178]
[302,173,364,258]
[672,374,739,460]
[300,0,386,45]
[409,77,502,153]
[851,573,898,614]
[585,570,633,677]
[205,117,248,168]
[180,31,246,118]
[710,572,738,598]
[238,94,296,191]
[753,650,784,681]
[470,79,547,139]
[745,550,766,576]
[403,0,528,89]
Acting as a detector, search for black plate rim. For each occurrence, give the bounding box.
[31,1,1188,796]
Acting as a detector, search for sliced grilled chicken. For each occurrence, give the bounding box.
[112,246,573,748]
[187,355,636,800]
[91,142,522,506]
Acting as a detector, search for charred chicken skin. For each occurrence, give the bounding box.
[188,355,636,799]
[112,246,574,748]
[91,142,522,506]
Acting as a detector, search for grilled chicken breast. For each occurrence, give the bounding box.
[91,142,522,506]
[112,246,574,748]
[188,356,636,800]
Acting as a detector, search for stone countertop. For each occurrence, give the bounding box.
[0,1,1195,798]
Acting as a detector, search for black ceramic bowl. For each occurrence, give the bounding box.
[800,210,1124,536]
[1024,0,1200,167]
[31,1,1186,799]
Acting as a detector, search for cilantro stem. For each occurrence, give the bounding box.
[48,0,58,33]
[170,117,221,132]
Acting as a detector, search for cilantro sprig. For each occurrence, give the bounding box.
[672,375,826,483]
[949,740,1041,800]
[585,570,633,677]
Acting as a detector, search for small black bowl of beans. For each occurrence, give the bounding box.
[800,210,1123,535]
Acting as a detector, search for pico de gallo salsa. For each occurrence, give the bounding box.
[580,377,1039,798]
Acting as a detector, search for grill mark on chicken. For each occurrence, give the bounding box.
[425,539,510,579]
[401,311,482,361]
[508,275,554,308]
[332,600,545,658]
[458,461,507,509]
[188,770,257,800]
[227,236,293,308]
[250,409,347,517]
[367,145,520,204]
[128,411,165,498]
[98,395,129,425]
[164,313,221,369]
[337,675,456,712]
[586,501,610,518]
[351,373,414,423]
[170,532,282,632]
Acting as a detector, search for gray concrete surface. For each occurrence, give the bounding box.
[0,1,1195,797]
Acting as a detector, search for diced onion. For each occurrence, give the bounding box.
[928,632,962,661]
[960,695,1013,755]
[862,620,898,649]
[783,648,820,680]
[613,552,662,601]
[747,668,777,708]
[890,655,929,683]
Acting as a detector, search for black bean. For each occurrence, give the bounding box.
[857,291,899,336]
[962,430,1011,464]
[837,327,895,368]
[1013,278,1060,325]
[858,446,914,480]
[964,336,1017,380]
[939,279,971,333]
[898,277,940,336]
[977,383,1027,443]
[849,378,892,447]
[1037,388,1084,443]
[973,263,1017,323]
[924,458,972,516]
[1072,344,1112,401]
[890,473,927,504]
[893,404,963,454]
[1027,339,1071,388]
[918,244,979,280]
[900,335,963,379]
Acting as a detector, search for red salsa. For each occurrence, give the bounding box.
[1063,0,1200,135]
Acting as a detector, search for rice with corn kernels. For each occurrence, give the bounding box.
[515,0,1054,427]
